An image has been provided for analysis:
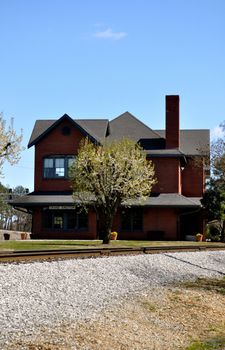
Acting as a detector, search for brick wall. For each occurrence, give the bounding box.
[34,119,84,192]
[32,208,97,239]
[181,158,204,197]
[166,95,180,149]
[150,157,181,194]
[144,208,178,240]
[112,207,178,240]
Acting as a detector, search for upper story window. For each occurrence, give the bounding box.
[43,156,75,179]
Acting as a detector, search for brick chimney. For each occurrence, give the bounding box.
[166,95,180,149]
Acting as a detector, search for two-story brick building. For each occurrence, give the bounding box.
[11,95,209,240]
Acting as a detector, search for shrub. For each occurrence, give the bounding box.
[206,222,221,242]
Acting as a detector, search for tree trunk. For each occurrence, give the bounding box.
[221,220,225,242]
[102,227,111,244]
[100,217,113,244]
[97,208,114,244]
[96,198,121,244]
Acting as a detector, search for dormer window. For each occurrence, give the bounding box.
[43,156,75,179]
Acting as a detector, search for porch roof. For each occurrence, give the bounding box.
[124,194,202,207]
[10,193,202,209]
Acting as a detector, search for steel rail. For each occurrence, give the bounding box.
[0,244,225,263]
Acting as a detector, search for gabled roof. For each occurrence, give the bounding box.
[28,114,109,148]
[106,112,162,142]
[28,112,210,157]
[28,120,55,147]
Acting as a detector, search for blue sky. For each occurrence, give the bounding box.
[1,0,225,191]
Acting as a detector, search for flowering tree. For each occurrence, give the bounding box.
[70,138,156,243]
[0,113,23,176]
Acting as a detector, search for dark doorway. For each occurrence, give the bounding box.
[179,210,202,240]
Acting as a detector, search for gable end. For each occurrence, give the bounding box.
[28,114,100,148]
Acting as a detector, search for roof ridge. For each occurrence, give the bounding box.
[156,129,209,132]
[76,118,109,121]
[110,111,163,138]
[34,119,56,122]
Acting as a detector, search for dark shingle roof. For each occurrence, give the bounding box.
[28,120,55,147]
[76,119,109,141]
[10,193,201,208]
[28,115,109,147]
[106,112,162,142]
[11,194,74,206]
[28,112,209,157]
[124,194,202,207]
[155,130,210,156]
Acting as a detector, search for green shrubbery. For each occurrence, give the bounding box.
[205,222,222,242]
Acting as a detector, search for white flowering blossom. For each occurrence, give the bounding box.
[70,138,156,243]
[0,113,24,176]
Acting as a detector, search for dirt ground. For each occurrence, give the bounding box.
[7,281,225,350]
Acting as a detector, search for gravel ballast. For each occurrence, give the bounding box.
[0,250,225,348]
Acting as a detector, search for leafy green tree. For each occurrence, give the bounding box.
[0,182,10,229]
[70,138,156,243]
[13,185,28,196]
[12,186,32,231]
[0,183,31,231]
[201,178,225,241]
[201,125,225,242]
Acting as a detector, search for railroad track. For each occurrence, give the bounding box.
[0,244,225,263]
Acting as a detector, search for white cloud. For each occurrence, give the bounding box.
[93,28,127,40]
[210,125,224,140]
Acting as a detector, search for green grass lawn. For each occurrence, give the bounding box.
[186,337,225,350]
[182,277,225,296]
[0,240,225,251]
